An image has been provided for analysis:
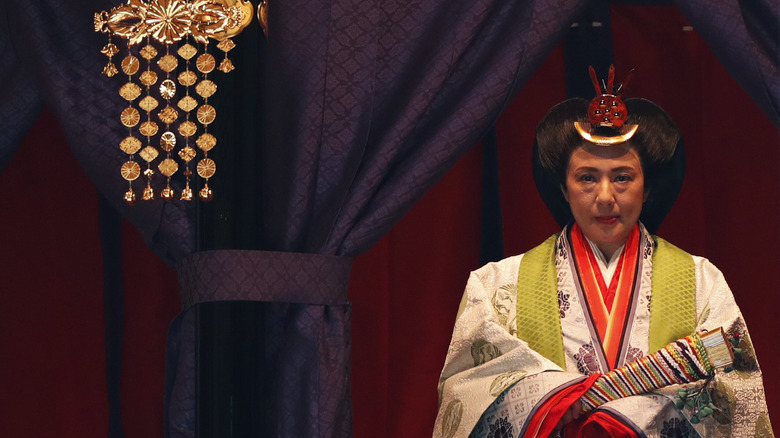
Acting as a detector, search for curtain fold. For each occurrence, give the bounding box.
[674,0,780,128]
[0,1,44,172]
[263,0,586,256]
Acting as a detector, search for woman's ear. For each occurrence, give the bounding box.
[643,187,650,203]
[561,184,569,203]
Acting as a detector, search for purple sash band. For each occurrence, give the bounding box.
[176,250,353,308]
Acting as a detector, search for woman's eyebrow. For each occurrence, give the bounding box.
[611,166,638,173]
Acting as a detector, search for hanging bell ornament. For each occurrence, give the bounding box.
[142,185,155,201]
[161,186,175,201]
[199,184,214,201]
[124,189,136,205]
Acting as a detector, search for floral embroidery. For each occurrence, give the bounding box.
[710,379,735,424]
[470,340,501,366]
[487,416,514,438]
[646,293,652,312]
[557,239,568,260]
[492,285,514,327]
[660,417,691,438]
[625,346,643,364]
[574,343,601,374]
[557,291,570,319]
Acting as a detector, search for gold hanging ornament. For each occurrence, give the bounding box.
[95,0,253,205]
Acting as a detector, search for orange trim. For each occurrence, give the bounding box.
[571,224,640,369]
[583,237,627,312]
[571,225,609,340]
[602,226,639,368]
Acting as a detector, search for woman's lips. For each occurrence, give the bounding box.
[596,216,619,224]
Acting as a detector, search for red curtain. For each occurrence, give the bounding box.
[0,5,777,438]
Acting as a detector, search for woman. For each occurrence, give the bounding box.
[434,69,773,438]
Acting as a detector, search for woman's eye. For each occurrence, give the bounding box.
[615,174,632,182]
[578,174,595,182]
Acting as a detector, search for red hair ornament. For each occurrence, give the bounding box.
[574,65,638,146]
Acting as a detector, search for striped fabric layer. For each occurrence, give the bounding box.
[581,333,714,411]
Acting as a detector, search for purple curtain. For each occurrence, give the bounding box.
[2,0,777,436]
[674,0,780,127]
[1,0,585,435]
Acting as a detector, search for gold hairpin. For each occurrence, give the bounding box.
[95,0,253,204]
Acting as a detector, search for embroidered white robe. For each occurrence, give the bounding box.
[434,229,773,438]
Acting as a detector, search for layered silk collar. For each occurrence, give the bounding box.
[568,223,641,369]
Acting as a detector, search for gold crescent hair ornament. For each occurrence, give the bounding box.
[94,0,254,204]
[574,122,638,146]
[575,65,637,146]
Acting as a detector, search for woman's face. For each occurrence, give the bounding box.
[563,144,646,258]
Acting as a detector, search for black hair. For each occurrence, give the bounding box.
[533,97,685,233]
[536,98,679,187]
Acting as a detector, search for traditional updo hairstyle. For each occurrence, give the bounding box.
[532,98,685,233]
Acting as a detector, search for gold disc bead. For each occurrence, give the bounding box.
[178,121,197,137]
[196,104,216,125]
[195,80,217,98]
[160,131,177,151]
[196,133,216,151]
[139,70,159,86]
[120,107,141,127]
[140,146,159,162]
[138,95,159,112]
[158,105,179,125]
[119,82,142,101]
[178,146,196,162]
[159,158,179,176]
[217,39,236,52]
[197,158,216,178]
[158,54,179,73]
[139,121,159,137]
[140,44,158,60]
[178,95,198,112]
[178,70,198,87]
[120,136,143,154]
[121,161,142,181]
[121,55,140,75]
[196,53,216,74]
[160,79,177,100]
[177,43,198,60]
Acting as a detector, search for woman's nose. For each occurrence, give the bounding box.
[595,180,615,205]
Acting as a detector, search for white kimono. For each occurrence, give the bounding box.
[434,227,773,438]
